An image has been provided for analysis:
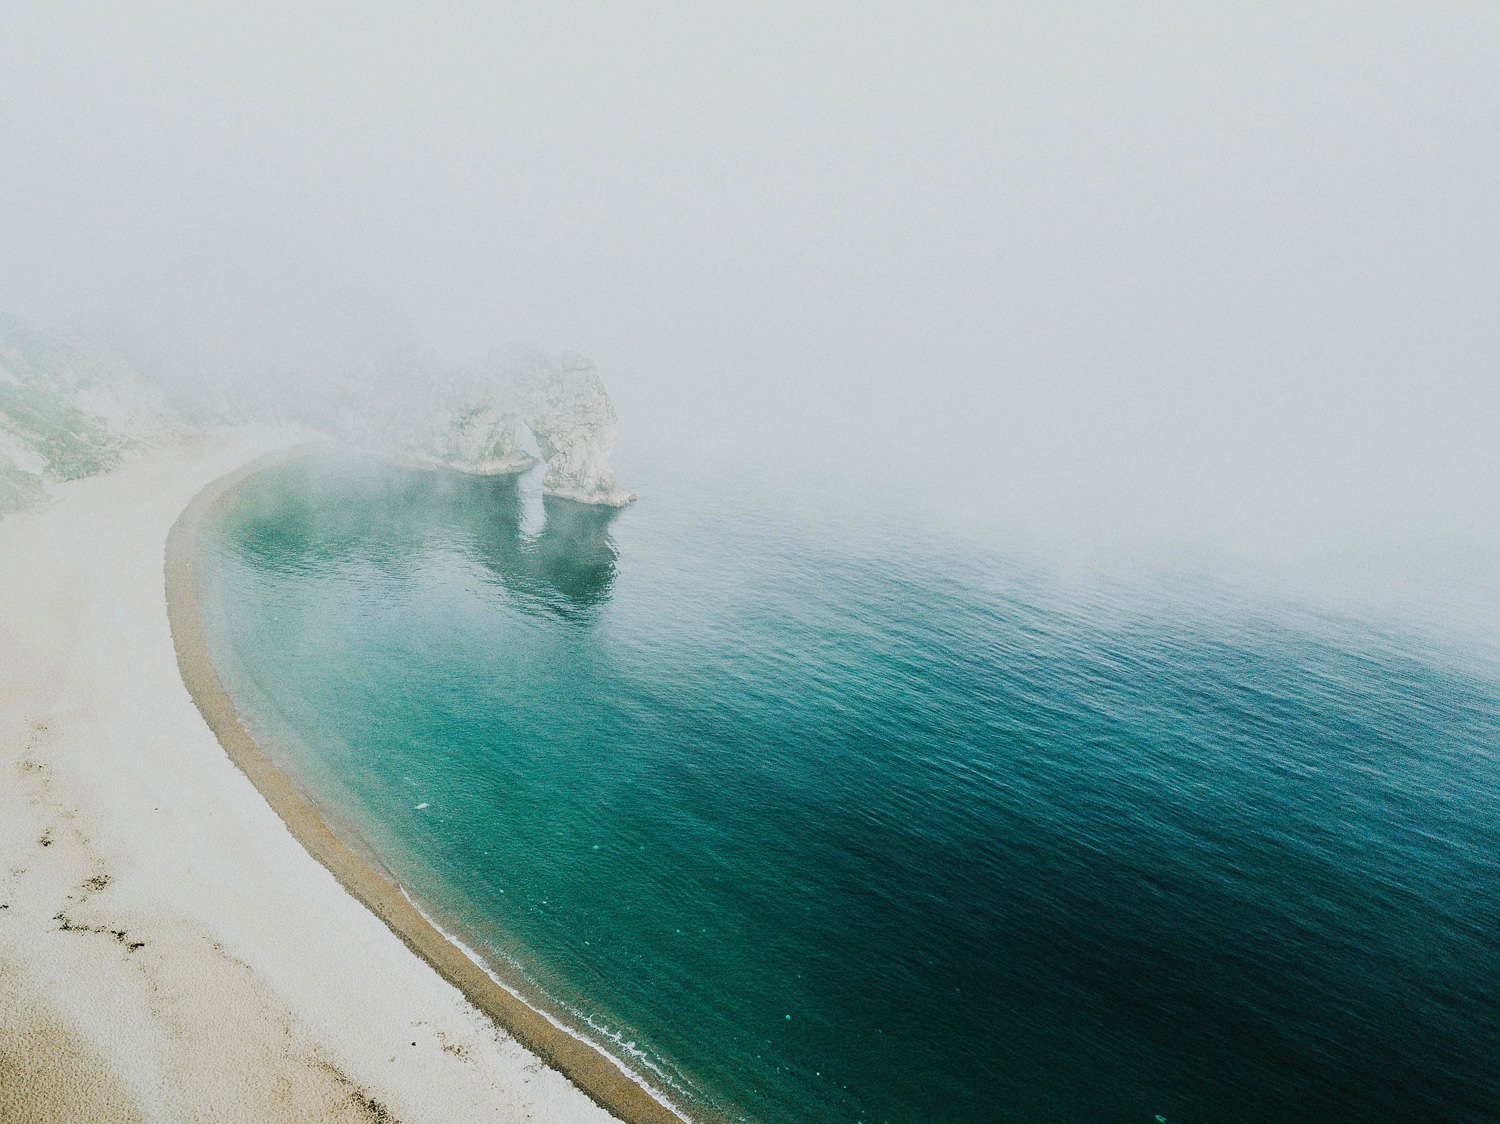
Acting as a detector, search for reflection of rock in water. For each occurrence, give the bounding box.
[531,496,621,609]
[221,456,619,621]
[466,489,620,620]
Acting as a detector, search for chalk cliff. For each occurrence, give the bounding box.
[0,311,634,512]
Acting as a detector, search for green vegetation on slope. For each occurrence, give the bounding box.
[0,382,125,482]
[0,315,160,516]
[0,458,45,515]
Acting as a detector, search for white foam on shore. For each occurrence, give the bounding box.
[397,885,696,1123]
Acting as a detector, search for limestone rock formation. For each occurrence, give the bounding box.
[0,309,634,512]
[407,349,634,507]
[417,397,536,478]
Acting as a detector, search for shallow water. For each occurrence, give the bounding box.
[198,455,1500,1124]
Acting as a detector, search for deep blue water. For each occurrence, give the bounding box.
[198,455,1500,1124]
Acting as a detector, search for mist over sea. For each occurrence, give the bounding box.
[199,459,1500,1122]
[193,455,1500,1124]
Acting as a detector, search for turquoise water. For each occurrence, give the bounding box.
[198,455,1500,1124]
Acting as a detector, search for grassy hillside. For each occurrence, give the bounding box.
[0,316,165,515]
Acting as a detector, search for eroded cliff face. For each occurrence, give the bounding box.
[480,351,632,506]
[0,312,634,511]
[416,398,536,478]
[407,350,634,507]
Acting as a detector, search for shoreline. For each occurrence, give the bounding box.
[165,447,691,1124]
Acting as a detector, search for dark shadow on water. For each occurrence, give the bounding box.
[216,454,621,622]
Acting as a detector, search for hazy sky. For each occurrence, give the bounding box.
[3,3,1498,588]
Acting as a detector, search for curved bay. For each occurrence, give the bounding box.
[198,455,1500,1124]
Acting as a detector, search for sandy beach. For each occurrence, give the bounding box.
[0,431,636,1123]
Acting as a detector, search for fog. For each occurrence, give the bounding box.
[4,3,1498,602]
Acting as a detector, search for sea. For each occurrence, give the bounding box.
[196,453,1500,1124]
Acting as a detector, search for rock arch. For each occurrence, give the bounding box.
[417,350,634,507]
